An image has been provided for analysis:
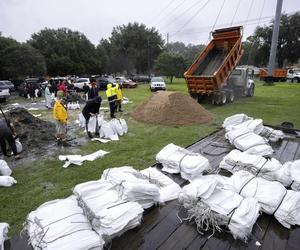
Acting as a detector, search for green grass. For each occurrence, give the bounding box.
[1,78,300,235]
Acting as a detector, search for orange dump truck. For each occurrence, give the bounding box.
[184,26,251,104]
[259,68,287,82]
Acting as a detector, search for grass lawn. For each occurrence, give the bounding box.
[1,78,300,235]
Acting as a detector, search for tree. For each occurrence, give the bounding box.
[97,22,164,74]
[0,44,46,78]
[154,52,186,83]
[29,28,101,76]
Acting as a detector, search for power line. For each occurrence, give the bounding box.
[231,0,242,26]
[149,0,176,26]
[171,0,212,36]
[245,0,255,24]
[211,0,226,32]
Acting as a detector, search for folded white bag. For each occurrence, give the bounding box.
[0,176,17,187]
[0,160,12,176]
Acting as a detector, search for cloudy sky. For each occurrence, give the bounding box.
[1,0,300,45]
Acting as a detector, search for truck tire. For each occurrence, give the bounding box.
[212,93,221,105]
[220,91,227,105]
[226,90,235,102]
[246,84,255,97]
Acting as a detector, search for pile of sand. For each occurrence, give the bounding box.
[132,91,213,125]
[4,107,56,152]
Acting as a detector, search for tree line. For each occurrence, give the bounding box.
[0,12,299,81]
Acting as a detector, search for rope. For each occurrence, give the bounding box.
[239,176,256,195]
[230,0,241,26]
[273,190,288,215]
[256,158,268,176]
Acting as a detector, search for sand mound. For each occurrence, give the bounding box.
[4,107,56,152]
[132,91,213,125]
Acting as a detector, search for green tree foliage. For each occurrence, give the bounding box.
[97,22,164,74]
[0,44,46,78]
[29,28,101,76]
[166,42,205,67]
[154,51,186,83]
[240,12,300,67]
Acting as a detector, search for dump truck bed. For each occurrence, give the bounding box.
[184,26,244,95]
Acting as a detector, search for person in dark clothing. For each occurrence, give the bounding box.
[82,96,102,138]
[0,119,21,159]
[88,82,99,100]
[82,83,90,101]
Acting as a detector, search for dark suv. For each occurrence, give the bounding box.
[97,77,116,90]
[19,78,42,98]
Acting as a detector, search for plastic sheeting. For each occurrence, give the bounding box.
[140,167,182,203]
[0,176,17,187]
[225,127,273,156]
[156,143,210,181]
[0,223,9,250]
[223,171,300,229]
[0,160,12,176]
[59,150,109,168]
[25,196,104,250]
[73,180,143,238]
[179,175,260,241]
[101,166,160,208]
[220,150,300,191]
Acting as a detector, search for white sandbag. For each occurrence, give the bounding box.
[140,167,182,203]
[73,180,144,238]
[179,175,260,241]
[156,143,210,181]
[0,223,9,250]
[222,114,252,129]
[0,160,12,176]
[87,116,97,133]
[260,126,285,142]
[225,127,273,156]
[67,101,80,110]
[78,113,86,128]
[25,196,104,250]
[225,119,264,134]
[223,170,300,228]
[100,121,119,141]
[0,176,17,187]
[101,166,160,208]
[15,138,23,153]
[280,159,300,191]
[109,119,124,136]
[119,118,128,133]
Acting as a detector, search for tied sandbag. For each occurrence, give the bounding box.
[73,180,143,238]
[140,167,182,203]
[0,176,17,187]
[223,171,300,229]
[67,102,80,110]
[109,119,124,136]
[0,160,12,176]
[101,166,160,208]
[25,196,104,250]
[178,175,260,241]
[100,121,119,141]
[119,118,128,133]
[0,223,9,250]
[156,143,210,181]
[225,127,273,156]
[223,114,285,142]
[220,150,300,190]
[15,138,22,153]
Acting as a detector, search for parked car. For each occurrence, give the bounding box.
[0,80,15,92]
[97,77,116,90]
[150,77,166,91]
[0,81,10,101]
[116,77,137,88]
[19,78,42,98]
[74,78,90,90]
[133,75,151,83]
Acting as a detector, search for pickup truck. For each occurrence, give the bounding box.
[286,68,300,83]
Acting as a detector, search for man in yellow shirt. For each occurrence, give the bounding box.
[106,84,117,118]
[53,98,68,145]
[115,83,123,112]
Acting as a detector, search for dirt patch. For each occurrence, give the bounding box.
[3,107,56,154]
[132,91,213,125]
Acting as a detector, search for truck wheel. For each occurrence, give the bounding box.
[220,91,227,105]
[296,78,300,83]
[246,84,255,97]
[227,90,235,102]
[212,93,221,105]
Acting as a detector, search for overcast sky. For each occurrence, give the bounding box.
[1,0,300,46]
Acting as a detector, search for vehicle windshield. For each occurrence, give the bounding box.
[231,70,242,76]
[151,77,164,82]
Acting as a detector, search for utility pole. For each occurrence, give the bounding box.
[166,33,169,45]
[266,0,283,85]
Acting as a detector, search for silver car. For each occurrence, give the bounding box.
[150,77,166,91]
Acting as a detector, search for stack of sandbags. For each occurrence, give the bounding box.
[0,160,17,187]
[101,166,160,208]
[225,127,273,156]
[223,114,285,142]
[223,171,300,228]
[140,167,182,203]
[0,223,9,250]
[73,180,144,238]
[178,175,260,241]
[25,196,104,250]
[220,150,300,190]
[156,143,210,181]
